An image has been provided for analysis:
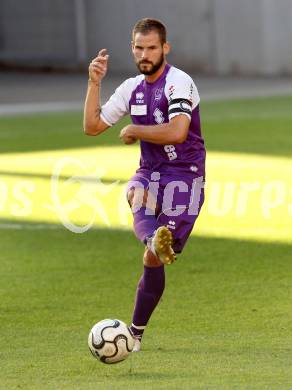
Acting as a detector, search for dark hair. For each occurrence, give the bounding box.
[132,18,167,45]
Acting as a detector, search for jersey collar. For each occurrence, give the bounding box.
[145,63,171,86]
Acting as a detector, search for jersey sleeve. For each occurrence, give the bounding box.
[100,79,132,126]
[165,70,200,121]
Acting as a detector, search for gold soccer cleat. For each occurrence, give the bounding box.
[151,226,176,265]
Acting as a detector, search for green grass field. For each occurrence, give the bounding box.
[0,96,292,389]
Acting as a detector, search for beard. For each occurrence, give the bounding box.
[136,53,165,75]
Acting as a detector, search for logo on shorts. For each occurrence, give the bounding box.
[153,108,164,124]
[167,220,176,230]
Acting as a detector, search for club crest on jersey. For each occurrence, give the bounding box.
[136,92,144,103]
[154,88,163,101]
[153,108,164,124]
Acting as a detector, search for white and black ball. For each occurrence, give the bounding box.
[88,319,134,364]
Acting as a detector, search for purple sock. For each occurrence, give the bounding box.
[130,265,165,339]
[133,206,159,243]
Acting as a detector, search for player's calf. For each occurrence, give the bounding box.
[143,248,163,267]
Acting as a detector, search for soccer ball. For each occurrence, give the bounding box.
[88,319,135,364]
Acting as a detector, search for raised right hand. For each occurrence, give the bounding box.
[88,49,109,83]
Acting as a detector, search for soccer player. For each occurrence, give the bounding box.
[83,18,205,352]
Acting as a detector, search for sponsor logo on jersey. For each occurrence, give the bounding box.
[154,88,163,101]
[153,108,164,124]
[168,85,175,101]
[136,92,144,103]
[189,83,193,102]
[131,104,147,115]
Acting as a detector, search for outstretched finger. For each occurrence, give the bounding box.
[98,48,108,58]
[96,55,109,64]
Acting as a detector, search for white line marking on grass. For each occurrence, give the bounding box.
[0,222,63,230]
[1,87,292,116]
[0,222,132,232]
[0,102,83,116]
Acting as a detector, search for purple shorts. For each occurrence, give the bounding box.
[127,169,205,253]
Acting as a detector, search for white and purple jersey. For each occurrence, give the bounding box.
[100,64,206,177]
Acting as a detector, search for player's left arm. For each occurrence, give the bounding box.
[119,115,190,145]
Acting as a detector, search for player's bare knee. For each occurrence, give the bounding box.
[127,188,135,207]
[127,188,152,211]
[143,249,162,267]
